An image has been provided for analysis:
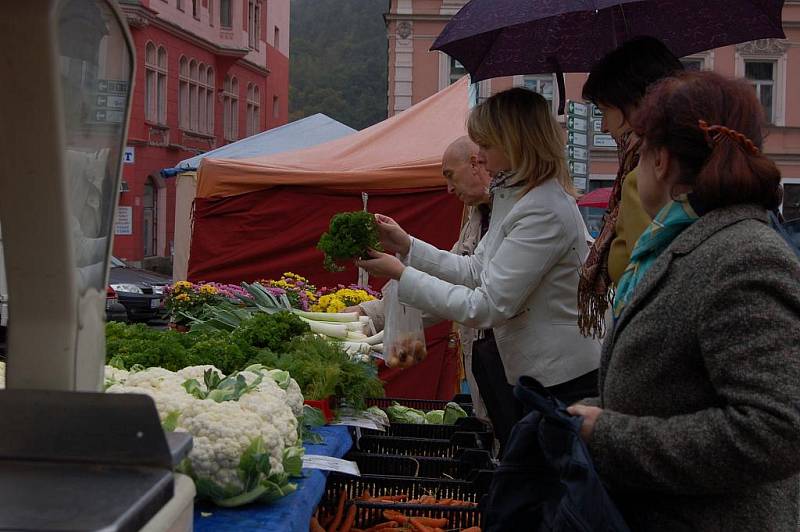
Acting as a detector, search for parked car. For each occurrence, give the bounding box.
[108,257,171,322]
[105,286,128,323]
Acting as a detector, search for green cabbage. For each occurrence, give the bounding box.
[443,402,468,424]
[385,402,427,424]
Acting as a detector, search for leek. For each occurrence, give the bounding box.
[363,330,384,345]
[346,331,368,341]
[298,317,349,339]
[292,310,359,323]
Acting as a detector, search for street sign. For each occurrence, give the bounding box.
[592,118,602,132]
[92,109,124,124]
[592,104,603,118]
[567,101,588,117]
[593,134,617,148]
[567,145,588,161]
[567,116,588,132]
[567,131,588,147]
[123,147,135,164]
[573,177,588,190]
[98,79,129,94]
[96,94,126,110]
[568,160,588,177]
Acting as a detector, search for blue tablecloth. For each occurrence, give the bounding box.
[193,425,352,532]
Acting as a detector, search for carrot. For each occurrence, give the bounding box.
[364,521,398,532]
[408,519,434,532]
[380,494,408,502]
[339,504,357,532]
[320,514,335,528]
[310,517,326,532]
[410,517,448,528]
[328,490,347,532]
[382,510,409,524]
[460,527,482,532]
[359,489,372,500]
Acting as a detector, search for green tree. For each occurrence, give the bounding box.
[289,0,388,130]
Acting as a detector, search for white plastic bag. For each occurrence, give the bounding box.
[382,280,427,368]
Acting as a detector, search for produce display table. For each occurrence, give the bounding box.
[193,425,352,532]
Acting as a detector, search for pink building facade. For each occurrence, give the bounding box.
[116,0,290,268]
[386,0,800,220]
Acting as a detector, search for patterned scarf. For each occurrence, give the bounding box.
[612,195,699,319]
[577,130,641,338]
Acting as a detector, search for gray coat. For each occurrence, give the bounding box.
[589,205,800,531]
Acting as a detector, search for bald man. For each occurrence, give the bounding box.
[348,136,492,419]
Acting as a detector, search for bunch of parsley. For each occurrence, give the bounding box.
[317,211,382,272]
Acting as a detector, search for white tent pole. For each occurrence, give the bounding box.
[358,192,369,287]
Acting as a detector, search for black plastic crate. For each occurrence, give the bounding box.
[346,449,495,479]
[357,433,482,458]
[359,417,494,449]
[365,395,475,416]
[318,472,491,529]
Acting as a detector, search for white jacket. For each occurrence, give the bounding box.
[398,177,600,386]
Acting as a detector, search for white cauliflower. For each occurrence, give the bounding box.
[176,364,225,385]
[125,366,185,393]
[180,399,285,491]
[106,383,194,426]
[237,371,299,447]
[104,365,130,388]
[284,378,304,418]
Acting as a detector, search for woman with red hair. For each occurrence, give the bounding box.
[568,71,800,530]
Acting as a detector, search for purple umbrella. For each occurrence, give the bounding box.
[432,0,786,81]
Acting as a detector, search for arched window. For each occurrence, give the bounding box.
[223,75,239,141]
[143,177,158,257]
[156,47,167,124]
[179,57,189,129]
[205,67,215,134]
[246,83,260,136]
[189,60,198,132]
[198,63,207,134]
[144,43,157,122]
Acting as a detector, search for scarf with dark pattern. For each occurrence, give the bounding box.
[577,130,641,338]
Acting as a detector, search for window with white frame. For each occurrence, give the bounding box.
[450,57,466,85]
[273,95,279,119]
[179,57,212,134]
[246,83,260,136]
[192,0,199,18]
[145,44,167,124]
[680,58,704,71]
[223,76,239,141]
[522,74,555,102]
[784,182,800,222]
[745,60,776,124]
[220,0,232,28]
[248,1,261,50]
[274,26,280,49]
[736,39,786,126]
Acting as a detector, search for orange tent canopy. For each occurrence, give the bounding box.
[196,77,471,198]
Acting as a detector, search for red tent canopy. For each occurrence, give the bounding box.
[188,79,474,401]
[577,187,613,209]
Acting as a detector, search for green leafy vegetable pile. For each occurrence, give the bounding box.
[106,311,309,375]
[317,211,382,272]
[247,335,384,410]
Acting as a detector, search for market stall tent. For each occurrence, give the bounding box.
[190,77,471,400]
[167,114,357,280]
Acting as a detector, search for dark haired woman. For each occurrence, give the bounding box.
[578,36,683,338]
[568,71,800,530]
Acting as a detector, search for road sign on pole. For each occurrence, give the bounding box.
[566,100,591,193]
